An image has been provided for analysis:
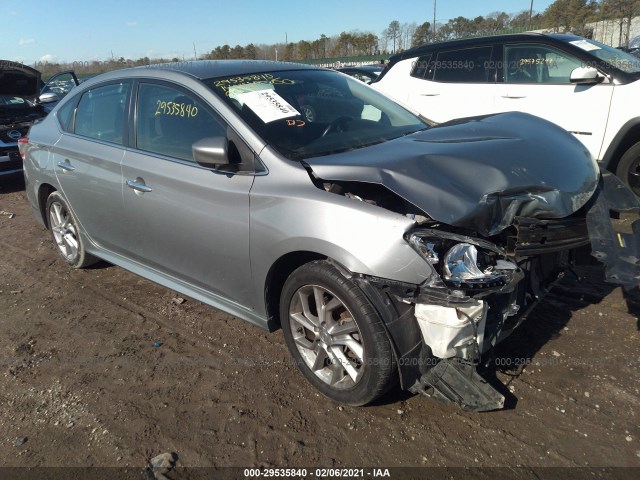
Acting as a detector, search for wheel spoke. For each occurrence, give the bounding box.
[328,363,345,385]
[290,312,317,333]
[312,286,325,319]
[298,290,319,327]
[330,346,360,383]
[51,203,64,226]
[311,347,329,371]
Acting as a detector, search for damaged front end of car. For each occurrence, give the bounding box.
[349,172,639,412]
[305,113,640,412]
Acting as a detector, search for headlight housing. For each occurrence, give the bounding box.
[407,229,517,290]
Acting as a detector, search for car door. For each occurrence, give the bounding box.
[404,46,497,123]
[121,81,255,307]
[53,81,130,253]
[494,43,614,158]
[40,71,80,112]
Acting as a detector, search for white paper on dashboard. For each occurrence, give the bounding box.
[237,89,300,123]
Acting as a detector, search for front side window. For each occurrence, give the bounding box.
[209,69,427,160]
[74,83,130,144]
[432,47,494,83]
[505,44,582,84]
[136,83,225,162]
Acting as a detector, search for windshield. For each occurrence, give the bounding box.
[208,69,427,160]
[568,38,640,74]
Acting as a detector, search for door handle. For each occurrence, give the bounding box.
[420,93,440,97]
[126,179,153,193]
[57,160,75,172]
[501,95,527,99]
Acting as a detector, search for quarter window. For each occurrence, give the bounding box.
[74,83,130,144]
[136,83,225,162]
[432,47,494,83]
[56,98,76,132]
[504,44,582,84]
[410,55,432,79]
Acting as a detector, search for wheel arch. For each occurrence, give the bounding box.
[264,251,327,331]
[601,118,640,172]
[37,183,58,229]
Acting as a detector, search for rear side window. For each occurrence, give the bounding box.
[136,83,226,162]
[433,47,494,83]
[410,55,432,79]
[74,83,130,144]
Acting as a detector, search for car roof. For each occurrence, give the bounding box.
[388,33,584,62]
[125,60,319,80]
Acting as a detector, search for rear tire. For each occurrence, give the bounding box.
[46,191,97,268]
[615,141,640,197]
[280,260,397,405]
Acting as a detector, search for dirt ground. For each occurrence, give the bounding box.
[1,175,639,476]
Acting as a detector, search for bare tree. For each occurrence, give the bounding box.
[385,20,401,53]
[603,0,640,46]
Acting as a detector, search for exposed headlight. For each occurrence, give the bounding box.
[407,230,517,290]
[443,243,502,282]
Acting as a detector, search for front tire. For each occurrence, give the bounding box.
[46,191,97,268]
[616,141,640,197]
[280,260,397,405]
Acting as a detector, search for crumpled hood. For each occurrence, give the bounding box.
[305,112,599,236]
[0,60,41,99]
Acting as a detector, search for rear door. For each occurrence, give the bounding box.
[120,81,255,307]
[404,45,498,122]
[53,81,130,253]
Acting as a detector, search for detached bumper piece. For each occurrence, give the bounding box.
[586,171,640,289]
[410,359,505,412]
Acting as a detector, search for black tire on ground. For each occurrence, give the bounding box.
[615,141,640,197]
[280,260,397,405]
[45,191,97,269]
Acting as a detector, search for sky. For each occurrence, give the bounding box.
[1,0,557,65]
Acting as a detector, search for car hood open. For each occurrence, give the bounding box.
[305,112,599,236]
[0,60,41,99]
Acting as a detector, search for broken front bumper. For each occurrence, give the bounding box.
[358,171,640,412]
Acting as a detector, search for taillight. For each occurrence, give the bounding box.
[18,137,29,160]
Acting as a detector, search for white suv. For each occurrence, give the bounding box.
[373,33,640,196]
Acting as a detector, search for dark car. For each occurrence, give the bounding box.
[1,61,78,177]
[337,64,385,84]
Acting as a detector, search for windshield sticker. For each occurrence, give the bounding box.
[215,74,296,96]
[237,90,300,123]
[228,82,274,107]
[570,40,601,52]
[155,100,198,118]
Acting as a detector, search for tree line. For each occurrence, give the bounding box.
[35,0,639,77]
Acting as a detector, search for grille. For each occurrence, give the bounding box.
[0,126,29,144]
[507,216,590,256]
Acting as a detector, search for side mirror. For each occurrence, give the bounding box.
[39,92,60,104]
[192,137,229,168]
[570,66,604,85]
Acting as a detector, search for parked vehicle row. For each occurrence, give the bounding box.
[20,60,640,410]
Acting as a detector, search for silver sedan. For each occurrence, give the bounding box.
[21,60,639,411]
